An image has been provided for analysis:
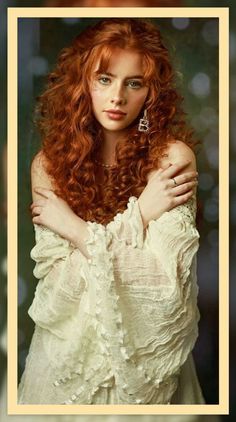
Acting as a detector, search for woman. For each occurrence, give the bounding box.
[18,18,203,405]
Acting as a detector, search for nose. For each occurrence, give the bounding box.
[110,82,127,106]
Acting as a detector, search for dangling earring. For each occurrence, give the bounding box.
[138,109,149,132]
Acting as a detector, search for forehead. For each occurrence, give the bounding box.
[94,48,145,75]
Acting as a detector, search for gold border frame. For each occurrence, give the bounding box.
[8,7,229,415]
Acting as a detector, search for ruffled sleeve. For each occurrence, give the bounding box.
[28,225,88,339]
[105,195,199,293]
[145,194,200,290]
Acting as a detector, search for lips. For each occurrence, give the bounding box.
[104,109,126,115]
[104,109,127,121]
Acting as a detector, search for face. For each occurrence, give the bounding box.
[89,49,149,139]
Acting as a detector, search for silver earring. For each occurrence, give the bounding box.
[138,109,149,132]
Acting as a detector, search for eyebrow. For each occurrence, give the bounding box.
[100,72,144,79]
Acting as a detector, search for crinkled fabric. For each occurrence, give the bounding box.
[18,196,204,405]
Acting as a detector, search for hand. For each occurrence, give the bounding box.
[30,187,86,245]
[138,161,198,227]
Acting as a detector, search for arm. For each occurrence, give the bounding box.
[138,140,197,228]
[106,140,198,245]
[30,142,197,286]
[31,144,198,257]
[28,152,90,336]
[30,151,91,259]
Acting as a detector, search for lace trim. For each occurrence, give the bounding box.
[156,196,197,225]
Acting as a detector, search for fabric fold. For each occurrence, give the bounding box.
[106,196,144,249]
[28,225,88,338]
[146,195,200,292]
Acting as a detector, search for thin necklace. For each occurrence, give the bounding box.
[94,158,117,169]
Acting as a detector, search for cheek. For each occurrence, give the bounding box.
[131,91,148,112]
[90,87,107,108]
[90,89,102,110]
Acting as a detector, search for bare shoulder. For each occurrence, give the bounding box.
[31,151,55,201]
[159,140,197,173]
[147,140,197,182]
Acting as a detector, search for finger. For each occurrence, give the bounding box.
[172,171,198,186]
[34,187,55,199]
[162,161,192,179]
[30,200,45,209]
[172,189,194,206]
[31,206,42,216]
[162,163,173,170]
[171,180,198,195]
[32,215,42,225]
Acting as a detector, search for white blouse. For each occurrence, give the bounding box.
[18,195,205,405]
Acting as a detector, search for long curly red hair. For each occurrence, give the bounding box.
[36,18,197,224]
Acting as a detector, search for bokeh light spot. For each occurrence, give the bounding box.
[61,18,81,25]
[191,106,218,130]
[28,56,49,76]
[189,72,211,98]
[171,18,190,30]
[205,145,219,169]
[203,198,218,222]
[198,172,215,191]
[18,276,27,306]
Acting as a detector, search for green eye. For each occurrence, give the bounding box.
[127,80,143,89]
[98,76,111,85]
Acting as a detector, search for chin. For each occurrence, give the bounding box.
[102,122,129,131]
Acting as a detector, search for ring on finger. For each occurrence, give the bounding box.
[172,177,178,186]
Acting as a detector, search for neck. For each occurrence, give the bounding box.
[98,130,126,166]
